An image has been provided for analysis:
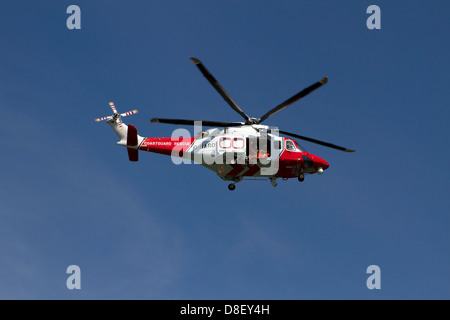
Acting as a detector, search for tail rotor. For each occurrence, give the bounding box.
[95,102,138,123]
[95,102,144,162]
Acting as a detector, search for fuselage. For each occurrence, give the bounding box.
[137,125,329,181]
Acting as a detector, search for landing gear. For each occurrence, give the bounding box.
[228,183,236,191]
[270,178,278,187]
[298,173,305,182]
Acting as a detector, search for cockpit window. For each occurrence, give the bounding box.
[286,140,296,151]
[285,140,307,152]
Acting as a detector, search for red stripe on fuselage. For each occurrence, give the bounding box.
[226,163,261,177]
[225,164,245,177]
[139,137,195,156]
[242,164,260,176]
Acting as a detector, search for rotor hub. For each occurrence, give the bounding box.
[246,117,260,125]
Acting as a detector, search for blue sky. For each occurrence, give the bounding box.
[0,0,449,299]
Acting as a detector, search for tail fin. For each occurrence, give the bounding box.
[95,102,145,162]
[127,125,139,162]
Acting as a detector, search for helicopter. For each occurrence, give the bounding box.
[95,58,355,190]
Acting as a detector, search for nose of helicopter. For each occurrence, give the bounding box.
[306,154,329,170]
[315,156,329,170]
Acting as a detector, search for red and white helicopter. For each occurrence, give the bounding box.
[95,58,355,190]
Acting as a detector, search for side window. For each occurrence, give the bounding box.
[232,138,244,149]
[274,140,282,150]
[219,137,231,148]
[286,140,296,151]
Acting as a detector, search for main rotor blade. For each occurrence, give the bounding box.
[279,130,355,152]
[190,57,251,123]
[259,77,328,124]
[151,118,243,127]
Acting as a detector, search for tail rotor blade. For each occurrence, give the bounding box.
[121,110,138,117]
[94,116,112,122]
[109,102,118,114]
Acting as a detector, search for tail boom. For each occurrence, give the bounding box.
[139,137,195,157]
